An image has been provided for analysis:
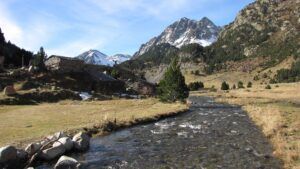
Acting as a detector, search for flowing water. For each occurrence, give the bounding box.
[37,96,282,169]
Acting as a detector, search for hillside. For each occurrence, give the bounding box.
[0,28,33,68]
[121,0,300,84]
[205,0,300,72]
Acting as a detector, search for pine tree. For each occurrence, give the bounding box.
[158,57,189,102]
[0,28,5,44]
[238,81,244,88]
[32,47,47,71]
[221,81,229,90]
[0,28,5,56]
[247,81,252,88]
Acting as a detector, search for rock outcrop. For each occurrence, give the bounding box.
[54,155,81,169]
[72,132,90,152]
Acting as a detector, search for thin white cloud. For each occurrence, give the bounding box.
[47,39,105,57]
[0,2,23,44]
[0,0,246,56]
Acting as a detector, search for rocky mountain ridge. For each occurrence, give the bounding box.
[133,17,221,59]
[76,50,131,66]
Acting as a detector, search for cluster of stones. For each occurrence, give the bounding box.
[0,131,90,169]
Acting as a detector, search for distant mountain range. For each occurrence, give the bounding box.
[76,50,131,66]
[133,17,221,59]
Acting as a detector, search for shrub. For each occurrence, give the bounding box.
[265,84,272,89]
[232,84,236,89]
[157,57,189,102]
[253,75,260,81]
[238,81,244,88]
[110,69,120,78]
[188,81,204,91]
[247,82,252,88]
[221,81,230,90]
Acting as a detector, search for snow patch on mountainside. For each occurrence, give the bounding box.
[133,17,221,58]
[76,50,131,66]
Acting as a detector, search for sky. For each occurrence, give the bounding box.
[0,0,254,57]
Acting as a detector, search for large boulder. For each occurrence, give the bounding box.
[54,156,81,169]
[25,142,42,156]
[53,137,73,151]
[3,85,16,96]
[72,132,90,152]
[16,149,28,161]
[41,131,66,146]
[39,144,66,161]
[0,146,17,163]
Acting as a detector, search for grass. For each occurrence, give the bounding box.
[0,98,187,147]
[193,82,300,169]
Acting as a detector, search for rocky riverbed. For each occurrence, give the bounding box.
[36,96,282,169]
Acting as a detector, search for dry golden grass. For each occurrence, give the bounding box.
[184,57,296,88]
[0,98,187,147]
[193,82,300,169]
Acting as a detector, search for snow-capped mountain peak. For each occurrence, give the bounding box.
[76,50,131,66]
[133,17,221,58]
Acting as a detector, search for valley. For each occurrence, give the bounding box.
[0,0,299,168]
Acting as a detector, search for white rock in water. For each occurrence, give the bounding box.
[53,137,73,151]
[54,155,81,169]
[72,132,90,151]
[39,145,66,161]
[0,145,17,163]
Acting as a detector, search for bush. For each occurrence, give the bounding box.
[253,75,260,81]
[221,81,230,90]
[110,69,120,78]
[188,81,204,91]
[232,84,236,89]
[265,84,272,89]
[247,82,252,88]
[157,57,189,102]
[238,81,244,88]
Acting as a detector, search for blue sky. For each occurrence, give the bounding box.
[0,0,254,56]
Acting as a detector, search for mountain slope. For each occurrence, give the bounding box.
[121,0,300,83]
[205,0,300,72]
[0,28,33,68]
[133,17,221,58]
[76,50,131,66]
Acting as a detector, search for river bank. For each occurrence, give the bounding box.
[0,98,188,148]
[194,82,300,169]
[38,96,282,169]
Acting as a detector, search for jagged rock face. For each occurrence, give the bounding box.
[76,50,108,65]
[213,0,300,62]
[133,17,221,58]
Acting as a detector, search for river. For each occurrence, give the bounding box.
[37,96,282,169]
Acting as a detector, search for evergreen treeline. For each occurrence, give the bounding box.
[0,28,33,68]
[273,60,300,83]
